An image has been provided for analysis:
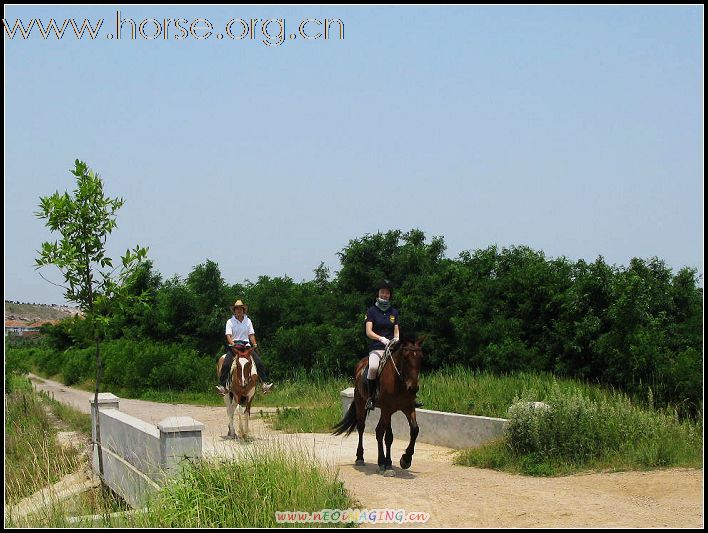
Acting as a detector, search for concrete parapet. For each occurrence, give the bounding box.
[340,387,508,449]
[90,396,203,507]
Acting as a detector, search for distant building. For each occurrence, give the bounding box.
[4,320,28,336]
[4,319,60,337]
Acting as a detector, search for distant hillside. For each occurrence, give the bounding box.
[4,301,81,323]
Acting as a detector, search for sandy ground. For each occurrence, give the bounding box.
[29,374,704,528]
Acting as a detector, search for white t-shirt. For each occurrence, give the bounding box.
[225,315,255,344]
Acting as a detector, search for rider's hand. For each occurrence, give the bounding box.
[379,336,390,346]
[393,337,399,344]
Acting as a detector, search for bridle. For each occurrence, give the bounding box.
[388,344,423,384]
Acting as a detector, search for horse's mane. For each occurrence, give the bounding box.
[397,333,418,346]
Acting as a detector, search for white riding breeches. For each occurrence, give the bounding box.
[367,350,385,379]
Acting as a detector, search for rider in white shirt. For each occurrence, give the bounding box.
[217,300,274,395]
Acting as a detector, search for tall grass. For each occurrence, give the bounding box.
[257,369,351,409]
[128,446,354,528]
[456,383,703,475]
[4,376,86,506]
[418,367,645,418]
[40,391,93,435]
[6,488,130,528]
[12,446,355,528]
[258,370,350,433]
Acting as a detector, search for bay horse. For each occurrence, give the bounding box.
[332,336,425,475]
[216,345,258,439]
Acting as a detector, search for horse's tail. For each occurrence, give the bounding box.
[332,400,358,437]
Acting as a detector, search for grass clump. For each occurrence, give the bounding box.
[132,444,355,527]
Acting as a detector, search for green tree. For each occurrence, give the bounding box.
[186,259,230,352]
[35,159,148,488]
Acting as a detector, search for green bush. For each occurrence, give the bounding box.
[506,383,702,468]
[62,347,94,386]
[5,346,32,390]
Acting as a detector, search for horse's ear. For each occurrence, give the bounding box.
[415,335,427,346]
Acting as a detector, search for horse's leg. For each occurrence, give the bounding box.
[226,394,236,439]
[400,408,419,469]
[355,397,366,466]
[244,398,252,439]
[384,425,394,469]
[375,412,391,473]
[237,402,245,439]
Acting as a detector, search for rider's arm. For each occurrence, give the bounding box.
[225,320,234,346]
[393,324,400,340]
[365,321,378,341]
[249,334,257,347]
[366,321,389,343]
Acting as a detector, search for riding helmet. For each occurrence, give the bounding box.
[375,279,394,298]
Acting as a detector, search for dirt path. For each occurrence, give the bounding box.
[29,374,704,528]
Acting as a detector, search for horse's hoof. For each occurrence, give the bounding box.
[355,459,365,466]
[400,456,412,469]
[378,465,387,474]
[383,468,396,477]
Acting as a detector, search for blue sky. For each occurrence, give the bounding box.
[4,6,703,304]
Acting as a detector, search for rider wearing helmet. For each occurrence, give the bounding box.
[363,280,423,411]
[363,280,400,411]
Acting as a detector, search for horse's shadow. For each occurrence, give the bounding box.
[352,463,417,479]
[219,434,260,444]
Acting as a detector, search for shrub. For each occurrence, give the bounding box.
[505,383,702,468]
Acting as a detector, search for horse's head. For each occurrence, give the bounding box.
[396,336,425,395]
[231,346,257,390]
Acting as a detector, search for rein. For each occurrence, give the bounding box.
[386,344,422,384]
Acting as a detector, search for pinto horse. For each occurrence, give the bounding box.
[216,345,258,439]
[333,336,425,475]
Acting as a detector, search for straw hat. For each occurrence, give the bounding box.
[231,300,248,313]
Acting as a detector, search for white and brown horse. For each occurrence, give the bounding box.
[217,345,259,439]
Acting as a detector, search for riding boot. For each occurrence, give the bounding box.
[365,377,377,411]
[252,350,274,392]
[219,350,235,388]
